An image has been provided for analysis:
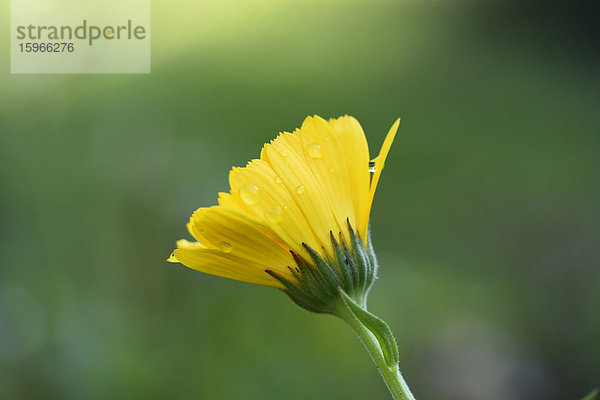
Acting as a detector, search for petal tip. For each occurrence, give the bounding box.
[167,252,179,263]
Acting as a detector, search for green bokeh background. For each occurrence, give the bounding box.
[1,1,598,399]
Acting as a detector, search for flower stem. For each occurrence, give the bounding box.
[335,296,416,400]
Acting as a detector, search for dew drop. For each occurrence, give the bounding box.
[369,161,376,173]
[295,185,306,195]
[219,241,232,253]
[279,149,289,158]
[306,144,323,159]
[328,165,336,173]
[240,184,260,205]
[274,175,283,184]
[265,206,283,224]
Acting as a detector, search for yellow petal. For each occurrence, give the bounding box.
[190,206,292,267]
[328,116,371,239]
[364,118,400,231]
[175,206,296,287]
[229,158,321,257]
[260,130,340,254]
[174,247,287,288]
[167,239,203,262]
[297,116,358,244]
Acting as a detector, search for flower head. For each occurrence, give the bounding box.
[169,115,399,312]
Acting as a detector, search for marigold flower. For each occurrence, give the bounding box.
[168,115,415,400]
[169,115,397,297]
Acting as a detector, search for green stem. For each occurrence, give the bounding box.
[335,301,415,400]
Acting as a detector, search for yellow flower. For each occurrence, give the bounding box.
[168,115,399,292]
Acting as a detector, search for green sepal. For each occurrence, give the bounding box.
[268,221,379,315]
[330,231,354,290]
[291,251,328,296]
[338,287,399,368]
[340,236,361,291]
[347,221,369,294]
[364,229,378,289]
[303,243,342,295]
[265,269,328,314]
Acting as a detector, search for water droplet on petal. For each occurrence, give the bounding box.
[240,184,260,205]
[279,149,289,158]
[274,175,283,184]
[324,135,331,142]
[369,161,376,173]
[328,165,336,173]
[219,241,232,253]
[265,206,283,224]
[306,144,323,159]
[295,185,305,195]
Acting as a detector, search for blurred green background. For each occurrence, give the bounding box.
[1,0,599,399]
